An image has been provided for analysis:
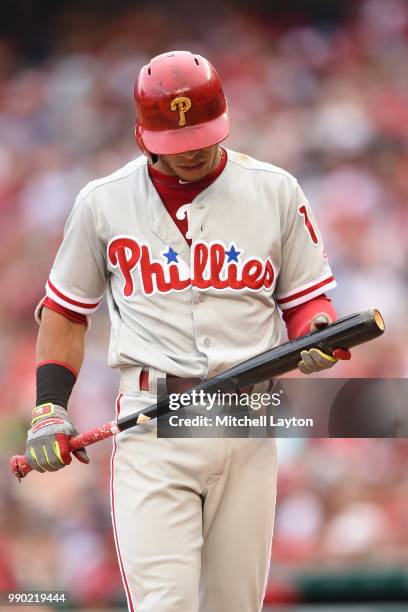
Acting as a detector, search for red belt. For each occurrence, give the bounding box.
[139,370,257,395]
[139,370,203,394]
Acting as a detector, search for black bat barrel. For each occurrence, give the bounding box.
[223,308,384,385]
[117,308,384,430]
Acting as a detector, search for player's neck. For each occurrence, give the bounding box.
[151,147,224,183]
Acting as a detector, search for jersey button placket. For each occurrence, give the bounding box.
[191,197,206,240]
[187,204,201,242]
[191,196,211,360]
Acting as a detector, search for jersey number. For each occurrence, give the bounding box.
[298,205,319,245]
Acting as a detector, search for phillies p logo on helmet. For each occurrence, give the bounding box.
[170,96,192,127]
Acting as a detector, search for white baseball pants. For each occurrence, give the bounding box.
[110,392,277,612]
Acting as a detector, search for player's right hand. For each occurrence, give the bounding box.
[25,403,89,472]
[298,314,351,374]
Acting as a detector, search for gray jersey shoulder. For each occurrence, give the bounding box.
[225,149,300,210]
[226,149,298,187]
[227,149,295,179]
[77,155,147,205]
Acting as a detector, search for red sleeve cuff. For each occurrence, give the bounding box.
[42,297,88,326]
[283,294,337,339]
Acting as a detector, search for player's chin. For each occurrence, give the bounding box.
[176,160,209,181]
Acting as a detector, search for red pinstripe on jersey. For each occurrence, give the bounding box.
[110,394,135,612]
[42,297,88,326]
[46,279,102,311]
[277,273,336,310]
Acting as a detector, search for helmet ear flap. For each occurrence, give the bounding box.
[135,122,155,161]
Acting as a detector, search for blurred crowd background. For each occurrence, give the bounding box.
[0,0,407,608]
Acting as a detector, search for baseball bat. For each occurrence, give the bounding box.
[11,308,384,479]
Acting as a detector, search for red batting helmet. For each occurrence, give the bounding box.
[134,50,229,156]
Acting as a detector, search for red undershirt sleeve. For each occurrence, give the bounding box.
[282,294,337,340]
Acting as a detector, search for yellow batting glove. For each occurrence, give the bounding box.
[25,403,89,473]
[298,315,351,375]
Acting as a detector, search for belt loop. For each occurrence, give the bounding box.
[144,367,167,396]
[119,365,143,395]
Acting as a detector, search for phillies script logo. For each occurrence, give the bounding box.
[108,236,275,297]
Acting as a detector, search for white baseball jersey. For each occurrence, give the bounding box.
[42,149,336,379]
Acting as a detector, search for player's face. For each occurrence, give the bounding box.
[155,144,220,182]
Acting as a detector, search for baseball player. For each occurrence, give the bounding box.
[25,51,350,611]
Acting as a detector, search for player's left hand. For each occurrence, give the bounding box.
[298,315,351,375]
[25,403,89,472]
